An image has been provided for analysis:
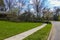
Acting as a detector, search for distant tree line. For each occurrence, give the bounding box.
[0,0,60,22]
[0,0,4,6]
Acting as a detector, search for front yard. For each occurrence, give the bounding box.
[0,21,42,40]
[24,24,52,40]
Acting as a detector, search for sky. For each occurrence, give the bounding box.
[4,0,60,12]
[44,0,60,9]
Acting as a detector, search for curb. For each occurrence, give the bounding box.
[47,23,54,40]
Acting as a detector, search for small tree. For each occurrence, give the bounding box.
[6,8,19,21]
[42,8,53,22]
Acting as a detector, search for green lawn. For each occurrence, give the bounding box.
[0,21,42,40]
[24,24,52,40]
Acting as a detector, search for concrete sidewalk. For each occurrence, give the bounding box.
[5,24,47,40]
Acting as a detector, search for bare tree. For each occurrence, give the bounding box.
[31,0,40,18]
[5,0,12,9]
[17,0,26,16]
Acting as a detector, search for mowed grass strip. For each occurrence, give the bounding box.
[0,21,42,40]
[24,24,52,40]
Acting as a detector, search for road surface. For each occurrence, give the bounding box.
[50,21,60,40]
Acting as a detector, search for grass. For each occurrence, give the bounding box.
[24,24,52,40]
[0,21,42,40]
